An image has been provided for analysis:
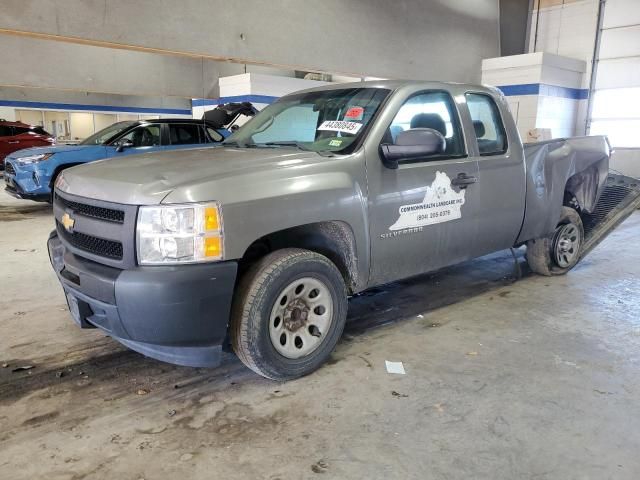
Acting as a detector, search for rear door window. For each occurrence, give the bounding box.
[0,126,13,137]
[465,93,508,155]
[30,127,50,136]
[204,126,223,143]
[169,124,202,145]
[12,126,30,135]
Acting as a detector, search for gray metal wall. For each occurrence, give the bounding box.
[0,34,222,99]
[499,0,530,56]
[1,0,502,83]
[0,86,192,112]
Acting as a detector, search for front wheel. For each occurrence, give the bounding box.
[526,206,584,276]
[230,248,348,381]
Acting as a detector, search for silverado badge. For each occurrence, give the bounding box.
[61,212,75,232]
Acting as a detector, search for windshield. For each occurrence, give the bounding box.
[224,87,390,153]
[80,121,136,145]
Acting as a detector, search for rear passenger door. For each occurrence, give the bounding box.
[0,125,15,159]
[12,126,46,149]
[464,92,526,253]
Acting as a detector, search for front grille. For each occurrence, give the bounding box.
[5,162,15,175]
[57,221,123,260]
[55,193,125,223]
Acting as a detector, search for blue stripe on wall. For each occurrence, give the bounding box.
[0,86,587,116]
[497,83,589,100]
[192,95,279,107]
[0,99,191,115]
[195,87,588,105]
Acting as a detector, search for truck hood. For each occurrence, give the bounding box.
[59,146,323,204]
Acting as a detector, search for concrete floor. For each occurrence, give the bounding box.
[1,187,639,480]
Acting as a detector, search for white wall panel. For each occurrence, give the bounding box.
[603,0,640,29]
[610,149,640,177]
[0,107,16,122]
[529,0,598,91]
[592,0,640,148]
[596,58,640,89]
[599,25,640,60]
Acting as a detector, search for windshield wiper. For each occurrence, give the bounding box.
[258,141,310,151]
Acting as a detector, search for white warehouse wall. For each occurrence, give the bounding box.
[529,0,599,135]
[593,0,640,175]
[526,0,640,178]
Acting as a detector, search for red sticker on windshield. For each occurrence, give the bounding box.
[344,106,364,121]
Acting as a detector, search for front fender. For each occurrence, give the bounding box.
[162,152,370,289]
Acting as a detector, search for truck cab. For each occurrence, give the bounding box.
[47,81,611,380]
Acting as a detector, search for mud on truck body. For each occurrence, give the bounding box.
[48,80,636,380]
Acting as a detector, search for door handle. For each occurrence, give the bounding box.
[7,141,19,144]
[451,173,477,189]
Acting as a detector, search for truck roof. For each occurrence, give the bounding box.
[287,79,500,97]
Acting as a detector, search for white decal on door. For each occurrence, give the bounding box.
[389,171,466,231]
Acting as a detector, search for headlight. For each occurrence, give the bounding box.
[15,153,53,165]
[136,202,224,265]
[54,171,69,192]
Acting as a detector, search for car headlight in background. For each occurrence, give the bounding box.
[136,202,224,265]
[15,153,53,165]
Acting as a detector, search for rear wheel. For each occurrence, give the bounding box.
[230,248,347,381]
[526,206,584,276]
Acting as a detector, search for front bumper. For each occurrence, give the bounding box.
[48,231,238,367]
[3,159,52,201]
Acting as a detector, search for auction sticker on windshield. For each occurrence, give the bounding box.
[344,106,364,121]
[318,120,363,135]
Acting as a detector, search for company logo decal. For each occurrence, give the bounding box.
[61,212,75,232]
[389,171,465,231]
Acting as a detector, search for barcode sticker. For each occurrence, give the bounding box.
[317,120,363,135]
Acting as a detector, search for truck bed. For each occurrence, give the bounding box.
[517,135,611,243]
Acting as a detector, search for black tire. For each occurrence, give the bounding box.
[526,206,584,276]
[230,248,348,381]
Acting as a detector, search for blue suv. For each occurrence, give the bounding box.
[4,119,229,202]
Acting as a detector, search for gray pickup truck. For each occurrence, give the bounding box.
[48,80,612,380]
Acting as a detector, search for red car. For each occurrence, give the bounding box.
[0,120,55,169]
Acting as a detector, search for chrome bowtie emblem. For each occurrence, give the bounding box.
[61,212,75,232]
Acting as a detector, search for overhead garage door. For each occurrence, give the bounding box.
[589,0,640,147]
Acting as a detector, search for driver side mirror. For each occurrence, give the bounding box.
[115,139,134,153]
[380,128,446,169]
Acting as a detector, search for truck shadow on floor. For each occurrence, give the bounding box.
[0,202,51,222]
[0,249,529,405]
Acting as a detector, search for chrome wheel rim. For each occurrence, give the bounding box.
[269,277,333,359]
[553,222,581,268]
